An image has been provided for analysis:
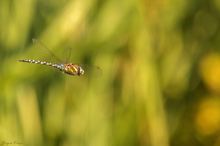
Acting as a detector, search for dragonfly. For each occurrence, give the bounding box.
[18,39,85,76]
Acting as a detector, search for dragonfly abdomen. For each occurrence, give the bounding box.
[18,59,64,71]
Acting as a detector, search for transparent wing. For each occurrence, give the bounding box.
[81,64,102,77]
[64,47,73,64]
[32,38,63,63]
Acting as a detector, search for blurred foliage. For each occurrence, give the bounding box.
[1,0,220,146]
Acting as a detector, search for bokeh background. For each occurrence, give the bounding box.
[1,0,220,146]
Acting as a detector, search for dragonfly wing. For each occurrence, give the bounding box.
[80,64,102,76]
[32,38,63,63]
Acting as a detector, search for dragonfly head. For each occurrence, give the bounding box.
[78,66,84,76]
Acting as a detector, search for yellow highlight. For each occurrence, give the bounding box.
[200,53,220,94]
[195,97,220,135]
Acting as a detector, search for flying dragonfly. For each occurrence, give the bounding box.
[18,39,85,76]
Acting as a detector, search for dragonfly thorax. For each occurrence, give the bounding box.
[63,63,84,76]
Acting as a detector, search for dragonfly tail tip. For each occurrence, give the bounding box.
[18,59,25,62]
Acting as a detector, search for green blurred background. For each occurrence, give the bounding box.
[1,0,220,146]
